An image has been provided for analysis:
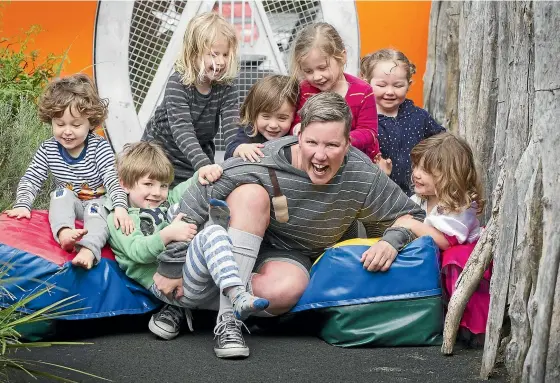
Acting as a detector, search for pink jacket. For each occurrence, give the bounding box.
[292,73,379,160]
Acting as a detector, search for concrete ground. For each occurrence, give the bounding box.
[10,312,508,383]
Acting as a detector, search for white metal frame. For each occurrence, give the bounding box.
[94,0,360,153]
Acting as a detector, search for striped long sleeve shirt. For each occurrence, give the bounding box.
[14,133,127,211]
[159,136,425,277]
[143,72,239,186]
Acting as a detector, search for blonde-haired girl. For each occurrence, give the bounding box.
[224,75,298,162]
[289,22,379,161]
[400,132,489,346]
[143,12,240,186]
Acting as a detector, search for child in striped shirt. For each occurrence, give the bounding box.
[142,12,240,186]
[4,74,133,269]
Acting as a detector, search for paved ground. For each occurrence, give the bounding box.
[10,312,508,383]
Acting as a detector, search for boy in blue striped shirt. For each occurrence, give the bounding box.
[4,74,133,269]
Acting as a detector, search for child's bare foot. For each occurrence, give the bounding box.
[71,247,95,270]
[58,228,88,252]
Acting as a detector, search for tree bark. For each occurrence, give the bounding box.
[425,1,560,381]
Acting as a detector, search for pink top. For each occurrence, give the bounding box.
[292,73,379,160]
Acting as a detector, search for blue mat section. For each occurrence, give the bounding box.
[0,244,161,319]
[291,236,441,313]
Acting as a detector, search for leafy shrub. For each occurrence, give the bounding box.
[0,25,63,210]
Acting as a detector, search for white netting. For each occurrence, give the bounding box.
[128,0,322,150]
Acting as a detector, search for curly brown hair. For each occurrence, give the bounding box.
[38,73,108,128]
[410,132,485,215]
[240,75,298,137]
[360,48,416,84]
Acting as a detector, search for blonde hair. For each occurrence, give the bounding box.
[38,73,108,128]
[117,141,174,188]
[240,75,298,137]
[288,22,346,89]
[410,132,485,215]
[360,48,416,84]
[175,12,239,85]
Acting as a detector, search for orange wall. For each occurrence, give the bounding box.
[1,0,97,77]
[357,1,432,106]
[1,0,432,106]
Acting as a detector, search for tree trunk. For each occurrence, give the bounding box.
[424,1,560,381]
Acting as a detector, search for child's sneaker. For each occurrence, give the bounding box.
[149,304,185,340]
[213,312,250,359]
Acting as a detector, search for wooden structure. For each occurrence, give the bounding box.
[425,1,560,381]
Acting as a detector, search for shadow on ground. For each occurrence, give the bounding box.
[10,311,508,383]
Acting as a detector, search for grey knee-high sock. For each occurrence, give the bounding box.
[217,227,263,320]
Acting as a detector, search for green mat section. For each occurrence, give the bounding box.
[15,320,56,342]
[319,296,443,347]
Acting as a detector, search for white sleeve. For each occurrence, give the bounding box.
[425,207,481,244]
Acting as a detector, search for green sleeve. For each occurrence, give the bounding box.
[107,213,166,264]
[167,171,199,205]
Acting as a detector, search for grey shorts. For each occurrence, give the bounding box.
[253,247,316,279]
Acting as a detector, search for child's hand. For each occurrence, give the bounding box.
[113,207,135,235]
[292,123,301,135]
[374,153,393,176]
[153,272,184,300]
[162,213,198,243]
[4,207,31,219]
[233,143,264,163]
[198,164,223,185]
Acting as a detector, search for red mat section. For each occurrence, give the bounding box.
[0,210,115,266]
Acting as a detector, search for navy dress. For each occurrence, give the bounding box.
[378,99,445,196]
[224,125,267,160]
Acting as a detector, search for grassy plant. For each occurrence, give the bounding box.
[0,22,63,211]
[0,98,54,211]
[0,262,110,382]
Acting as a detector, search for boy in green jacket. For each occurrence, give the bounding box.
[107,142,268,359]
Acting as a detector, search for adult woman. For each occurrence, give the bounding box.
[155,92,425,357]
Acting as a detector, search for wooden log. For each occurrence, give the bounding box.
[441,162,506,355]
[505,154,542,382]
[545,272,560,382]
[480,2,535,378]
[423,1,460,132]
[521,3,560,380]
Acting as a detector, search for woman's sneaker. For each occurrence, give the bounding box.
[149,304,186,340]
[213,312,250,359]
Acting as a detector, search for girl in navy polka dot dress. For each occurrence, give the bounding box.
[360,49,445,195]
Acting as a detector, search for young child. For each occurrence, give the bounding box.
[360,48,445,194]
[4,74,132,270]
[224,74,298,162]
[400,133,489,346]
[289,22,379,161]
[142,12,240,187]
[107,141,268,359]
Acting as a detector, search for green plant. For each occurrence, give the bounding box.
[0,25,64,112]
[0,97,54,211]
[0,262,110,382]
[0,23,64,211]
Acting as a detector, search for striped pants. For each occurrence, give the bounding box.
[150,224,241,309]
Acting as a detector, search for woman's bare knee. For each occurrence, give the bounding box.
[227,184,270,235]
[251,262,308,314]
